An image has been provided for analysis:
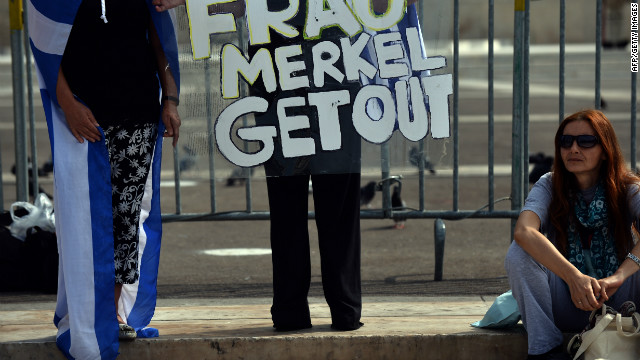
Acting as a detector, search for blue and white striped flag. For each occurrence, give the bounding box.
[27,1,179,358]
[361,4,432,130]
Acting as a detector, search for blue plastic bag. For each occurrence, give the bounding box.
[471,290,521,328]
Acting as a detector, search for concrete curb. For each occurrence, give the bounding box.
[0,297,530,359]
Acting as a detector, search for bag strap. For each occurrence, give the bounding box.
[10,202,36,222]
[616,312,640,338]
[573,312,615,360]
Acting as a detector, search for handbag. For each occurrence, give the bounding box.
[568,302,640,360]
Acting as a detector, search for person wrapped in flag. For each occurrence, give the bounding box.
[27,0,180,358]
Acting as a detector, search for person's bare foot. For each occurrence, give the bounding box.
[115,284,126,324]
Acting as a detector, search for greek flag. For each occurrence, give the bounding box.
[27,1,180,359]
[361,4,433,131]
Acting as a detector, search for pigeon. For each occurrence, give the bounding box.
[528,152,553,184]
[408,146,436,174]
[226,167,254,186]
[12,157,49,178]
[39,156,53,176]
[391,185,406,229]
[179,145,198,174]
[360,181,376,208]
[11,158,53,198]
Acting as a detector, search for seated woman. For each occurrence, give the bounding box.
[505,109,640,360]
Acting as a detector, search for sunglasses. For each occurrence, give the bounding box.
[559,135,599,149]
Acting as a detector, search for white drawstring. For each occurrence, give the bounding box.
[100,0,108,23]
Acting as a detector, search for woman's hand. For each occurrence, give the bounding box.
[152,0,185,12]
[61,100,102,143]
[596,249,640,303]
[598,273,624,301]
[161,102,181,147]
[56,68,101,143]
[567,272,604,311]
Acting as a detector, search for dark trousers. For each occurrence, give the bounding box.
[266,173,362,329]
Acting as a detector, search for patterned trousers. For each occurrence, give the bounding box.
[103,122,157,284]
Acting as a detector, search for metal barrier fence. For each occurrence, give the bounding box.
[7,0,639,281]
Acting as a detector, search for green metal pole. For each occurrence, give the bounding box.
[511,0,526,238]
[10,0,28,202]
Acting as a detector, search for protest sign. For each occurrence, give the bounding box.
[183,0,452,168]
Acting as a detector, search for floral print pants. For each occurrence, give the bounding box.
[104,122,157,284]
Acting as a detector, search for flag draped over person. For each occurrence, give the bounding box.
[361,3,432,131]
[27,0,180,358]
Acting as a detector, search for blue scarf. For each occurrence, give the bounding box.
[567,182,619,279]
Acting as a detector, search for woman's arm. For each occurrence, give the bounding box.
[598,244,640,300]
[153,0,245,18]
[514,210,604,311]
[148,20,181,147]
[56,68,102,143]
[154,0,416,17]
[598,186,640,299]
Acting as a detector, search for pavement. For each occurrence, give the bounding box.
[1,296,533,360]
[0,173,523,359]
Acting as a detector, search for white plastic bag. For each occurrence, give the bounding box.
[10,193,55,241]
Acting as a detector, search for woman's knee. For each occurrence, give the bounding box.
[505,241,528,272]
[505,241,546,277]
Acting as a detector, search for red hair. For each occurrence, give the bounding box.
[549,109,638,261]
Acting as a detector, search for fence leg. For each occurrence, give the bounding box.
[434,218,445,281]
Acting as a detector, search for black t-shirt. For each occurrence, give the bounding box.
[61,0,160,126]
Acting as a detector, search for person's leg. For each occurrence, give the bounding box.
[312,173,362,330]
[104,123,157,324]
[266,175,313,330]
[549,274,591,333]
[505,242,570,355]
[114,284,124,323]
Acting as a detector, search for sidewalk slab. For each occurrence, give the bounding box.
[0,297,527,360]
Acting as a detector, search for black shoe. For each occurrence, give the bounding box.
[527,345,571,360]
[273,323,312,332]
[330,321,363,331]
[118,323,137,340]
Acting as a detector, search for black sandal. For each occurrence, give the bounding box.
[118,323,137,340]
